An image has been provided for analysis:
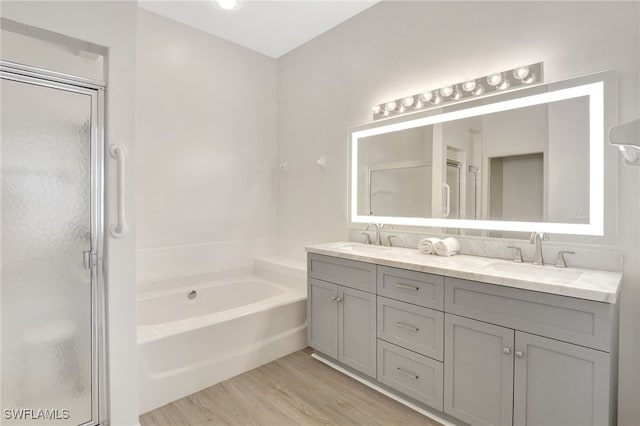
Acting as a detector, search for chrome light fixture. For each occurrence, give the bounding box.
[372,62,544,119]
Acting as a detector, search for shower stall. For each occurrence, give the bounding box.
[1,61,107,425]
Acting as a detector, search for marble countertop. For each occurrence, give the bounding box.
[306,242,622,304]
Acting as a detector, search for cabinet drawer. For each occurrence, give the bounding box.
[308,253,376,293]
[445,277,613,351]
[377,297,443,361]
[377,266,444,310]
[377,340,443,411]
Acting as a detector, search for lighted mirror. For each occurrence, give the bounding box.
[350,72,616,236]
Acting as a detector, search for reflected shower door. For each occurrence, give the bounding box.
[1,70,101,425]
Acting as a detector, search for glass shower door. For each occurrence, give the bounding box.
[1,69,101,425]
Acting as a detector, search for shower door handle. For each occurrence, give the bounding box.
[83,251,97,270]
[442,183,451,218]
[109,144,127,238]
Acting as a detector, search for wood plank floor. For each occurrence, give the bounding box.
[140,348,442,426]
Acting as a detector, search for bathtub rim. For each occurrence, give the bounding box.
[137,274,306,344]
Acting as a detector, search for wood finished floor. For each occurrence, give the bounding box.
[139,348,442,426]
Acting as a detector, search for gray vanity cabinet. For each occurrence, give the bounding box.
[338,286,377,377]
[513,331,610,426]
[307,254,377,378]
[444,314,514,426]
[307,252,618,426]
[307,278,338,358]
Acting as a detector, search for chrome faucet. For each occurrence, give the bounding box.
[366,223,381,245]
[380,224,396,247]
[530,232,549,265]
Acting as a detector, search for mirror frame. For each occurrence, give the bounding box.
[349,72,615,236]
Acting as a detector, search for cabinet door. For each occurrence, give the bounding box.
[339,286,377,378]
[514,331,610,426]
[444,314,514,426]
[307,278,338,358]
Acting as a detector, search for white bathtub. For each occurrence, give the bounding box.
[137,262,307,414]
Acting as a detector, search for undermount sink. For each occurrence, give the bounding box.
[488,261,584,281]
[331,243,392,254]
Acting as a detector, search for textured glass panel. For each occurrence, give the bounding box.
[1,78,93,425]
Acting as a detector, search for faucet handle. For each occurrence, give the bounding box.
[555,251,575,268]
[507,246,523,263]
[385,235,398,247]
[361,232,372,245]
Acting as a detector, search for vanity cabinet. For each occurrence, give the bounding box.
[513,331,610,426]
[307,254,377,377]
[306,252,618,426]
[444,312,611,426]
[443,277,615,426]
[444,314,514,426]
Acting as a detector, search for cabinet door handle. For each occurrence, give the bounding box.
[335,297,342,303]
[503,347,511,355]
[331,296,337,301]
[395,283,419,291]
[395,322,419,332]
[515,351,525,359]
[396,367,419,380]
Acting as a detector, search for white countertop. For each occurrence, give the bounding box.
[306,242,622,304]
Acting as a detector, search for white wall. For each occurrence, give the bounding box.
[0,28,104,80]
[135,9,278,283]
[276,1,640,424]
[0,2,139,425]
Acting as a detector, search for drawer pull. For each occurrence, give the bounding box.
[395,283,419,291]
[396,367,419,380]
[395,322,419,332]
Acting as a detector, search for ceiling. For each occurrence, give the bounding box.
[138,0,381,58]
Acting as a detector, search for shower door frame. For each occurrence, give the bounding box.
[0,60,108,426]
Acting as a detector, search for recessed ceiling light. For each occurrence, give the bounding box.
[215,0,239,11]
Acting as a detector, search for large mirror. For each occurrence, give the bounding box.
[350,71,616,236]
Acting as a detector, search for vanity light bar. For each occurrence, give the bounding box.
[373,62,544,120]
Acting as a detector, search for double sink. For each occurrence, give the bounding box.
[328,242,584,282]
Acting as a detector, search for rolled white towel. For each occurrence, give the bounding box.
[418,237,440,254]
[434,237,461,257]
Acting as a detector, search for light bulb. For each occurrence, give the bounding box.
[373,105,382,114]
[522,73,536,84]
[513,66,530,80]
[487,73,503,87]
[384,101,397,112]
[462,80,477,92]
[419,91,433,103]
[215,0,239,10]
[401,96,415,107]
[472,84,484,96]
[439,86,454,97]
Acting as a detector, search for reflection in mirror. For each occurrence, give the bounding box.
[350,75,606,236]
